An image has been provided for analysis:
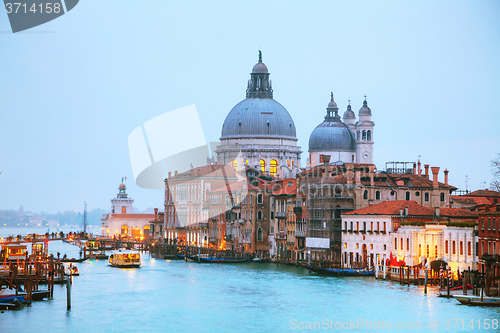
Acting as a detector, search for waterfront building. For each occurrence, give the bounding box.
[308,95,374,167]
[477,204,500,276]
[342,201,478,271]
[102,182,154,239]
[164,164,238,246]
[270,178,298,262]
[216,52,302,178]
[298,161,456,266]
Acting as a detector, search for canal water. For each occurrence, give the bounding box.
[1,233,499,332]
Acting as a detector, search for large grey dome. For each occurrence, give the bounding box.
[220,98,297,140]
[309,121,356,152]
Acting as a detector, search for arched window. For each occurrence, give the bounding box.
[445,240,448,254]
[394,238,397,250]
[440,193,445,202]
[405,191,410,200]
[418,244,421,257]
[257,210,262,220]
[460,241,463,255]
[375,191,380,200]
[287,159,291,167]
[424,193,429,202]
[231,159,238,171]
[367,130,371,141]
[257,228,263,241]
[452,241,456,254]
[270,159,278,177]
[467,241,471,255]
[400,238,403,250]
[362,130,367,141]
[363,190,368,200]
[357,130,360,141]
[260,159,266,173]
[406,238,409,251]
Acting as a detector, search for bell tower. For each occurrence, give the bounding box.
[355,96,375,164]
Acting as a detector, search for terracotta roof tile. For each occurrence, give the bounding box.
[465,189,500,197]
[451,196,490,206]
[344,200,476,217]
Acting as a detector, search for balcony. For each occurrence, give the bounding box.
[275,212,286,219]
[225,235,234,241]
[295,230,306,237]
[238,219,246,225]
[240,237,252,244]
[275,232,286,240]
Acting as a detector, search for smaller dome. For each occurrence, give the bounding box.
[359,99,371,116]
[119,183,126,191]
[252,62,268,74]
[343,104,355,119]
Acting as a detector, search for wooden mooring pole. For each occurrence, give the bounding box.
[424,269,428,294]
[66,276,71,310]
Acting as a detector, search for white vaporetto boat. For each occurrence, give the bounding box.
[108,249,141,268]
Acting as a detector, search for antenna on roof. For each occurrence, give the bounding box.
[465,175,469,193]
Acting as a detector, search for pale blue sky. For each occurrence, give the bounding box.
[1,0,499,213]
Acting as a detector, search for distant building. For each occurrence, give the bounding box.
[102,182,154,239]
[463,189,500,206]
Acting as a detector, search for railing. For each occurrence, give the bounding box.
[275,212,286,218]
[225,235,234,241]
[238,219,246,224]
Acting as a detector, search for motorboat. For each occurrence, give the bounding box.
[453,295,500,307]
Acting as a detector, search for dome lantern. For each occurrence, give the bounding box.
[246,50,273,98]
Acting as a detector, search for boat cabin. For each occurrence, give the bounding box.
[2,244,28,261]
[109,249,141,268]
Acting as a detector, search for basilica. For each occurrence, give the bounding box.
[216,52,375,174]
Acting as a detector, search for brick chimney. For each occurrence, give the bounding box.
[154,208,158,221]
[418,160,422,175]
[413,163,417,175]
[168,171,171,178]
[174,170,178,176]
[435,207,440,217]
[431,167,440,188]
[444,169,449,186]
[424,164,430,180]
